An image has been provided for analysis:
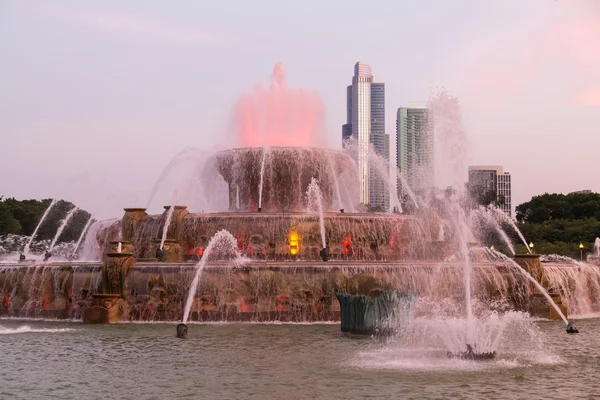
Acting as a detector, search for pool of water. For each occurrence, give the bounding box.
[0,318,597,400]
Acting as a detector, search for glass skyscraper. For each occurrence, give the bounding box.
[396,106,433,194]
[342,62,388,209]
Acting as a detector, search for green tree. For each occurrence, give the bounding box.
[0,198,21,234]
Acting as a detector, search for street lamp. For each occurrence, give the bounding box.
[579,243,584,262]
[490,245,495,251]
[529,242,534,254]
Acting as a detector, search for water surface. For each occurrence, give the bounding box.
[0,319,597,400]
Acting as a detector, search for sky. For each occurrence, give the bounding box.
[1,0,599,219]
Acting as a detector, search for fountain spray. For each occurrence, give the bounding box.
[48,206,79,253]
[24,199,58,255]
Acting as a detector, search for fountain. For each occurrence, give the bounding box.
[0,65,590,357]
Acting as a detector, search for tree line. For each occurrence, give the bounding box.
[512,192,600,258]
[0,197,91,243]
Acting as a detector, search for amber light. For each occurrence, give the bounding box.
[289,231,300,255]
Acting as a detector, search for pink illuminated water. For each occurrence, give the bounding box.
[233,63,325,147]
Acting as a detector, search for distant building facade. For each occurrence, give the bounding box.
[342,62,388,209]
[396,105,433,194]
[468,166,512,217]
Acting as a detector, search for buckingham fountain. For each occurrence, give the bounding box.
[0,64,591,356]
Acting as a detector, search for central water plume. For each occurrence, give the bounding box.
[48,206,79,253]
[306,178,327,249]
[182,230,244,324]
[233,62,325,148]
[24,199,58,255]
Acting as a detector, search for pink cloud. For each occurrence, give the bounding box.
[574,87,600,108]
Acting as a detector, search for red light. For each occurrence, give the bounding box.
[197,248,204,256]
[343,248,349,255]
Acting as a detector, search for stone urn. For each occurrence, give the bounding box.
[121,208,148,243]
[160,205,189,242]
[83,252,135,324]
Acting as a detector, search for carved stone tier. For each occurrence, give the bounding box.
[214,147,356,212]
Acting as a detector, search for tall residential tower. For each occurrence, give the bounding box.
[342,62,388,209]
[396,105,433,194]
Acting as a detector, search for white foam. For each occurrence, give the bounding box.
[0,325,74,335]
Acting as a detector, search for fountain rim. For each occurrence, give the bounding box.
[214,146,350,153]
[123,208,147,213]
[513,254,541,259]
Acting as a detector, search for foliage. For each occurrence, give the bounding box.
[515,241,595,260]
[0,199,21,235]
[0,197,91,243]
[515,192,600,223]
[512,192,600,258]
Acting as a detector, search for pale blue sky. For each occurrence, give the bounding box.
[1,0,599,218]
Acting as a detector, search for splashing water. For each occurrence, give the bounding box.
[24,199,58,255]
[71,215,95,258]
[595,237,600,257]
[258,147,269,209]
[490,250,569,325]
[48,207,79,252]
[306,178,327,249]
[233,62,325,147]
[471,206,516,256]
[488,205,531,254]
[326,151,344,211]
[160,205,175,251]
[0,325,74,335]
[182,230,243,324]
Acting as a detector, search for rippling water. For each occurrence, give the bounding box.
[0,319,597,400]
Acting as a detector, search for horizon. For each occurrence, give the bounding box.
[2,0,599,219]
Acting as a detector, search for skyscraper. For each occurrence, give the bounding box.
[342,62,388,209]
[396,105,433,194]
[467,166,512,217]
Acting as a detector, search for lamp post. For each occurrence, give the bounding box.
[579,243,584,262]
[529,242,534,254]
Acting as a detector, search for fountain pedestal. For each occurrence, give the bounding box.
[336,291,415,335]
[514,254,567,320]
[83,252,135,324]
